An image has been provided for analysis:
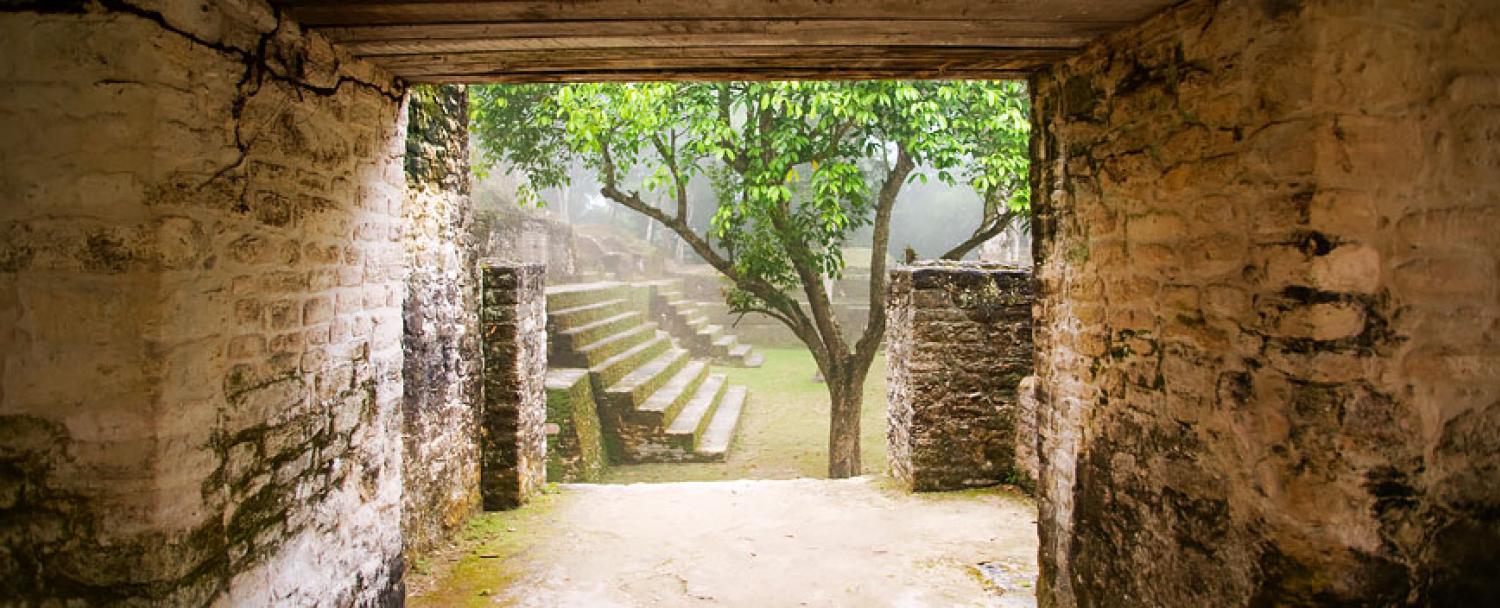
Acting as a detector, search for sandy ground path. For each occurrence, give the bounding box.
[491,477,1037,607]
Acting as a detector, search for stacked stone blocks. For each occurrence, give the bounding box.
[478,263,548,510]
[1030,0,1500,604]
[886,263,1035,492]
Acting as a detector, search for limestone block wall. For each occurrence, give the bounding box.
[401,84,481,560]
[0,0,407,603]
[474,208,578,280]
[1031,0,1500,605]
[886,263,1034,491]
[478,263,548,510]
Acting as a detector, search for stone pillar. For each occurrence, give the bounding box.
[478,262,548,510]
[401,84,482,559]
[885,262,1034,491]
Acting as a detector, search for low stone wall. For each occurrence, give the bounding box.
[473,208,577,280]
[885,263,1034,492]
[478,263,548,510]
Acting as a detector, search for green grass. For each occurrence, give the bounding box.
[599,347,888,483]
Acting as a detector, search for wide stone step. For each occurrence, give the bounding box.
[665,373,728,451]
[546,281,629,311]
[636,359,709,424]
[710,334,737,356]
[741,353,765,368]
[550,298,629,330]
[561,310,643,348]
[591,332,671,388]
[606,347,690,412]
[696,385,748,460]
[727,343,752,358]
[577,322,658,367]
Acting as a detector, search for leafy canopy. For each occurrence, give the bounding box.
[470,80,1028,296]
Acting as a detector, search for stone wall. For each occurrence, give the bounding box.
[885,263,1033,492]
[0,1,407,603]
[473,208,577,280]
[401,85,481,560]
[478,263,548,510]
[1031,0,1500,605]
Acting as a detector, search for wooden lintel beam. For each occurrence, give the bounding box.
[276,0,1175,26]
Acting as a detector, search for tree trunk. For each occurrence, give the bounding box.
[827,367,864,478]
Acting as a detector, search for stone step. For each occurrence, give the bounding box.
[741,353,765,368]
[635,359,710,424]
[710,334,736,356]
[697,324,723,339]
[591,331,671,389]
[546,280,628,311]
[606,347,690,413]
[727,343,752,358]
[543,368,604,482]
[665,373,729,451]
[550,298,629,330]
[576,322,659,367]
[697,385,748,459]
[560,310,642,349]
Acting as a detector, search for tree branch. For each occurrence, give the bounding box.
[939,208,1019,261]
[650,132,689,222]
[855,145,915,363]
[600,140,827,365]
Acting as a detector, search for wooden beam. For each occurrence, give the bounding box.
[319,20,1118,55]
[373,46,1069,77]
[278,0,1176,26]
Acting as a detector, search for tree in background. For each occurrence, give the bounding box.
[471,81,1029,477]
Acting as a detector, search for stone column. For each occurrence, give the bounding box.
[478,262,548,510]
[885,262,1034,491]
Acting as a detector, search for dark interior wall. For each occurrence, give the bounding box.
[1,0,410,603]
[1030,0,1500,605]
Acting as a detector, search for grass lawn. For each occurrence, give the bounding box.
[598,347,889,483]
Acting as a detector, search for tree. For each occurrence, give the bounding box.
[471,80,1029,478]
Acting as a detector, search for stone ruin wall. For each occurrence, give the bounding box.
[1031,0,1500,605]
[0,0,409,603]
[478,263,548,510]
[885,264,1034,492]
[473,208,577,280]
[401,84,482,560]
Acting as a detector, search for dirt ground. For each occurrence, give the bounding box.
[410,477,1038,607]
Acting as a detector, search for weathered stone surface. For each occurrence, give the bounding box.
[544,368,606,482]
[401,84,482,559]
[478,263,548,510]
[886,263,1034,492]
[0,1,407,603]
[1014,375,1040,485]
[1031,0,1500,605]
[473,207,578,280]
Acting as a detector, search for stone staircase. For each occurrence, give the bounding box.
[646,279,764,368]
[545,281,749,465]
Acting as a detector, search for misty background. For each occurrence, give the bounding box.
[473,160,1014,265]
